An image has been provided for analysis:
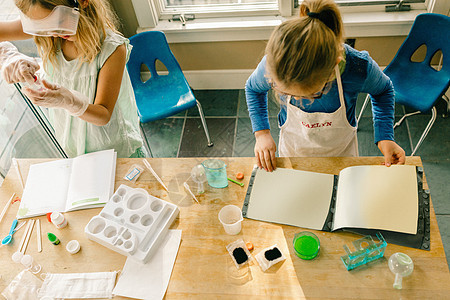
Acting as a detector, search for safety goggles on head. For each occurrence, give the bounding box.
[271,80,333,101]
[270,69,335,101]
[20,3,80,37]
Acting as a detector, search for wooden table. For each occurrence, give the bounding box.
[1,156,449,299]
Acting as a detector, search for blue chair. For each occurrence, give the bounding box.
[127,31,213,155]
[357,13,450,156]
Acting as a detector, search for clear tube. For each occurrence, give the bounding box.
[197,181,205,194]
[393,273,403,289]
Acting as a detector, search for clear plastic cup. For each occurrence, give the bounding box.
[201,159,228,188]
[218,205,243,235]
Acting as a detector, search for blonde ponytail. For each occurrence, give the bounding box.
[266,0,344,88]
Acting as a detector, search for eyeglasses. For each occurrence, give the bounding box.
[270,78,333,101]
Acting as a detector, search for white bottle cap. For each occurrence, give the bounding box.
[12,251,24,263]
[66,239,81,254]
[20,254,33,268]
[51,212,67,228]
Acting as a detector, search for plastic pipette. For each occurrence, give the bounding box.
[143,159,169,191]
[12,158,24,189]
[0,193,15,225]
[184,182,199,204]
[227,178,244,187]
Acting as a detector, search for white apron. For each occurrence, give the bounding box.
[278,65,358,157]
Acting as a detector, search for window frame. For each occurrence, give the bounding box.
[158,0,284,19]
[130,0,447,40]
[131,0,292,27]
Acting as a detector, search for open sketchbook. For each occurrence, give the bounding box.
[17,149,117,219]
[243,165,431,250]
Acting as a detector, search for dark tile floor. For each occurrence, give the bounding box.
[141,89,450,269]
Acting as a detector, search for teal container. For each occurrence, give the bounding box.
[201,159,228,188]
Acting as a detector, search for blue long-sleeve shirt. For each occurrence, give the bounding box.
[245,44,395,144]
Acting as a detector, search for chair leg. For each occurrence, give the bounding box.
[139,123,153,158]
[394,111,421,129]
[411,106,436,156]
[442,94,449,118]
[196,100,214,147]
[356,94,370,126]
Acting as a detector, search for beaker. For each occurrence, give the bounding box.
[388,252,414,289]
[218,205,243,235]
[201,159,228,188]
[191,164,207,194]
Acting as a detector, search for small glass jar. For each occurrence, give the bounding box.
[293,231,320,260]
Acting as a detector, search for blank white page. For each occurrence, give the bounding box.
[18,159,72,218]
[66,149,116,210]
[246,168,334,230]
[333,165,418,234]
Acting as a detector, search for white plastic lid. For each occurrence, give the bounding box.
[12,251,23,263]
[66,240,80,254]
[51,212,66,227]
[20,254,33,267]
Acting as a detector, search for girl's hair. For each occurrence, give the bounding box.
[266,0,344,89]
[15,0,119,70]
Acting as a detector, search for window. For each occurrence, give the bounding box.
[334,0,427,13]
[161,0,280,17]
[165,0,277,7]
[131,0,291,27]
[131,0,445,39]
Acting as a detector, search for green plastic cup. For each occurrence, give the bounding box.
[293,231,320,260]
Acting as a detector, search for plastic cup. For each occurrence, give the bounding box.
[201,159,228,188]
[218,205,243,235]
[293,231,320,260]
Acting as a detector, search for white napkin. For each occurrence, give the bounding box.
[113,230,182,300]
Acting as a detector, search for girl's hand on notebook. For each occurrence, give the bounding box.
[254,129,277,172]
[378,140,406,166]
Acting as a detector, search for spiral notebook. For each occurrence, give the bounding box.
[242,165,431,250]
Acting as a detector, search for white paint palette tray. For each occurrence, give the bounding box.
[85,184,179,263]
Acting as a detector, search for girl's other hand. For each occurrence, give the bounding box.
[377,140,406,166]
[254,129,277,172]
[23,79,89,116]
[0,42,39,84]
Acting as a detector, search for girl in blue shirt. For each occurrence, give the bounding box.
[246,0,405,171]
